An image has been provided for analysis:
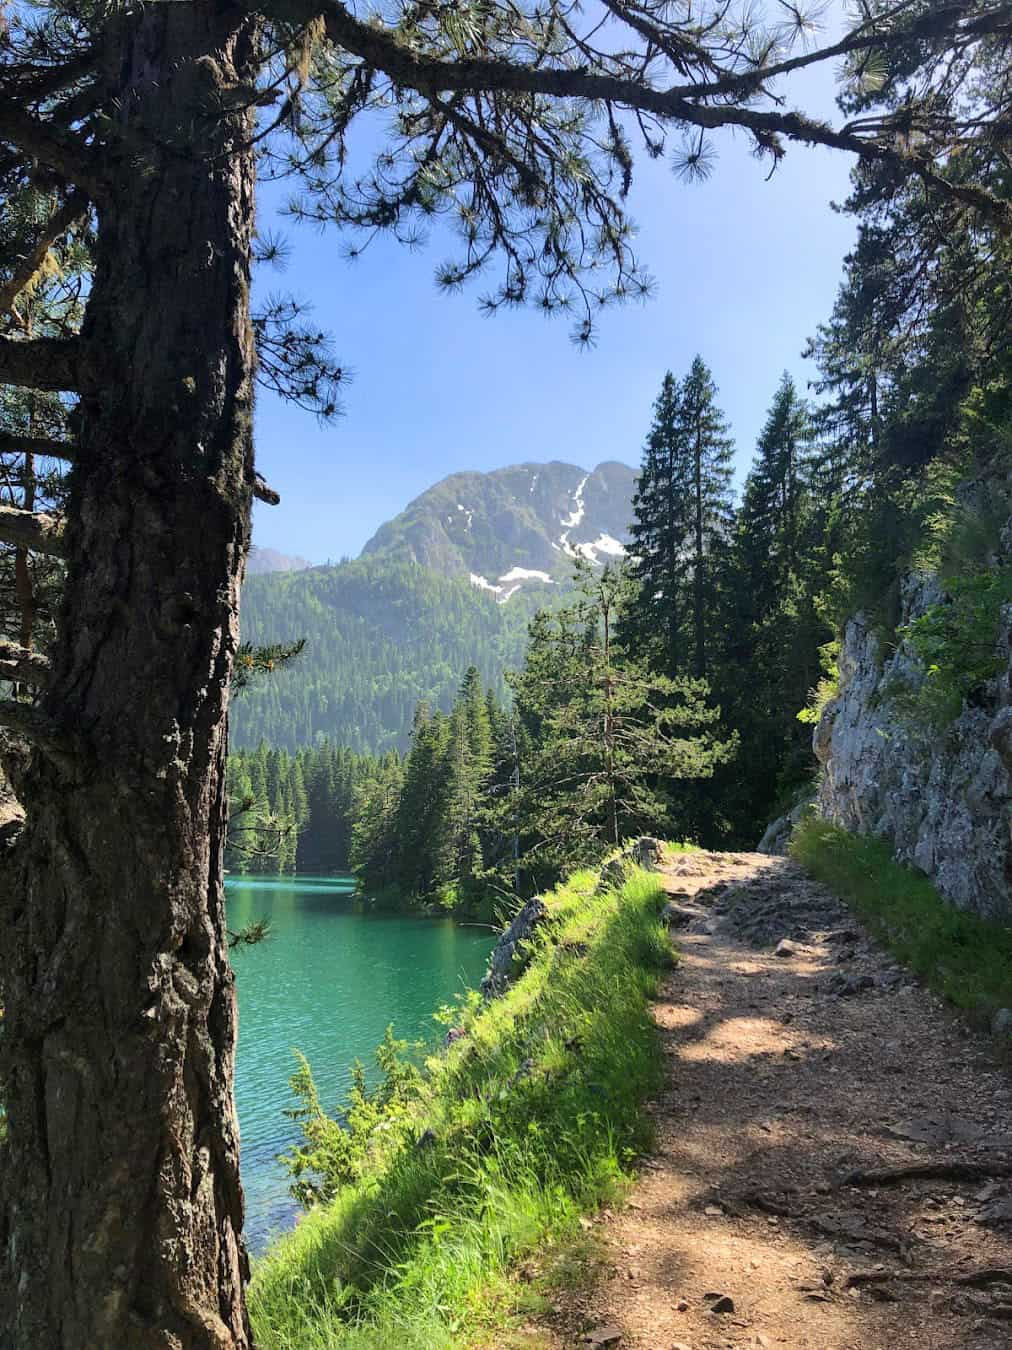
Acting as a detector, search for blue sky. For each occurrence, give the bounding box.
[252,40,857,564]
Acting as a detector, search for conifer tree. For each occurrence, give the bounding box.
[349,755,406,893]
[734,374,813,621]
[681,356,735,680]
[510,565,734,873]
[622,372,690,672]
[394,703,449,898]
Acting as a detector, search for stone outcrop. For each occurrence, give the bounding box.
[482,839,664,997]
[812,572,1012,922]
[631,836,663,871]
[758,799,811,857]
[480,895,549,997]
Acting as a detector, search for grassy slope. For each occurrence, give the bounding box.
[250,865,673,1349]
[792,818,1012,1024]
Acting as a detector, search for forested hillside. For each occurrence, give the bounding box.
[231,555,539,751]
[233,459,638,750]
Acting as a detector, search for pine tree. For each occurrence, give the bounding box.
[394,703,449,899]
[622,372,691,672]
[680,356,735,680]
[712,374,837,836]
[622,360,734,684]
[458,665,493,772]
[349,757,406,893]
[509,566,735,874]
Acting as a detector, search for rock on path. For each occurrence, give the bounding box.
[535,850,1012,1350]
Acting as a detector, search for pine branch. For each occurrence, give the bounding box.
[0,432,75,460]
[254,473,281,505]
[0,98,106,202]
[0,643,50,687]
[265,0,1012,231]
[0,504,66,557]
[232,639,306,693]
[0,191,89,320]
[0,336,82,391]
[227,919,272,949]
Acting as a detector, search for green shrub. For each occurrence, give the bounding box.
[281,1027,426,1207]
[898,566,1012,728]
[250,864,672,1348]
[797,639,841,726]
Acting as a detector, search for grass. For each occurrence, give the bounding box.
[792,817,1012,1026]
[249,863,673,1348]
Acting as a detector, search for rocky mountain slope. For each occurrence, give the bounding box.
[362,459,635,602]
[246,546,313,576]
[234,459,638,751]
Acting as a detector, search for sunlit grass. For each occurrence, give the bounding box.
[249,863,672,1348]
[792,817,1012,1025]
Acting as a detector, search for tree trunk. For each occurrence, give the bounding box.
[14,450,35,658]
[0,5,258,1346]
[693,428,705,680]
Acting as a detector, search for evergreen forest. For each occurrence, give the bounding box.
[228,127,1012,898]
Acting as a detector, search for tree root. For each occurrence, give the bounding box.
[844,1267,1012,1290]
[841,1160,1012,1188]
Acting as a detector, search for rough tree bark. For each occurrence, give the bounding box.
[0,5,258,1346]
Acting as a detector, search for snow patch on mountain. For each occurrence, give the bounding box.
[499,566,554,584]
[470,572,502,595]
[558,474,590,556]
[575,533,627,562]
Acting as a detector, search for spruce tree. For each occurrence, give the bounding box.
[623,359,734,685]
[510,566,735,874]
[680,356,735,680]
[394,703,449,899]
[623,372,691,673]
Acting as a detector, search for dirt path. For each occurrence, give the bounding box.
[539,850,1012,1350]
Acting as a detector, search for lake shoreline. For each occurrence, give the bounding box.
[227,869,507,928]
[226,872,494,1253]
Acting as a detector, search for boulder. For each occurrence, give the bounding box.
[480,895,548,997]
[758,798,811,856]
[595,857,628,894]
[632,836,663,871]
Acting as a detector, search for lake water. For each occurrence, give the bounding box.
[226,874,494,1253]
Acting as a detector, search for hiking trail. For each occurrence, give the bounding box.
[536,849,1012,1350]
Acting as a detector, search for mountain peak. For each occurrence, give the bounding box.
[247,546,314,576]
[361,459,636,600]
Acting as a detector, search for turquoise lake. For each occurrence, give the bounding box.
[226,874,494,1253]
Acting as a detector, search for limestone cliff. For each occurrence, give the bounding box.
[812,573,1012,922]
